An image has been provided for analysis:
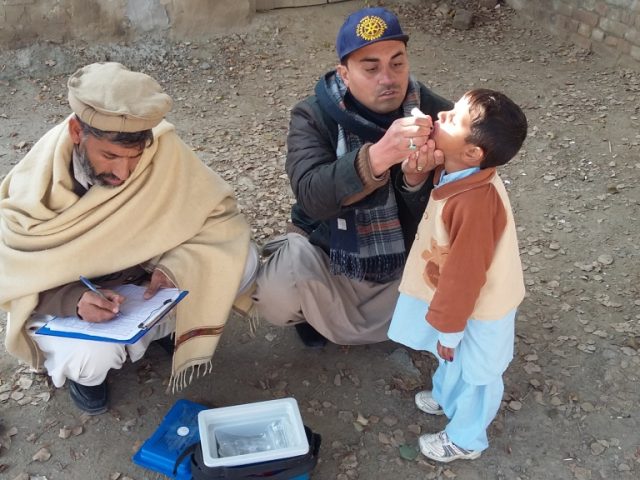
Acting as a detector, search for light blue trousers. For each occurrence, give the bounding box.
[388,293,516,451]
[432,352,504,451]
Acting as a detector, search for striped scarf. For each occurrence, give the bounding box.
[323,72,420,283]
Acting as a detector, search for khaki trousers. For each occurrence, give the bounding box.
[253,233,400,345]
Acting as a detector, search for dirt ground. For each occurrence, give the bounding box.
[1,0,639,479]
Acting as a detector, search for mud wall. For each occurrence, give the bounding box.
[0,0,255,48]
[506,0,640,69]
[6,0,638,70]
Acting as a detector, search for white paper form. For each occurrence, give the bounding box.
[42,285,181,341]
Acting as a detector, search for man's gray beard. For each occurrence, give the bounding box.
[76,143,118,189]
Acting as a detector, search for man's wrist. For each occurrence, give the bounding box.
[367,142,389,177]
[404,173,428,189]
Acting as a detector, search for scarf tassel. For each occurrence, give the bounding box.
[330,250,406,284]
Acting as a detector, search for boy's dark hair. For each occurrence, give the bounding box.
[465,89,527,169]
[75,115,154,150]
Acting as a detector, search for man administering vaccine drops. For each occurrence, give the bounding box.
[254,7,451,346]
[0,63,257,414]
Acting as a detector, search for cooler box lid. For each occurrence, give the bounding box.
[133,399,207,479]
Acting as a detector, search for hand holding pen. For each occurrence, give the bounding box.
[77,276,125,323]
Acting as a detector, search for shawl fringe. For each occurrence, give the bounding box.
[168,359,214,393]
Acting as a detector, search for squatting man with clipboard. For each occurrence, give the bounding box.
[0,63,259,415]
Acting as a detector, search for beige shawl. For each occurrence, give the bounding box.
[0,117,251,390]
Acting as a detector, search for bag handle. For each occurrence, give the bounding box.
[172,442,199,476]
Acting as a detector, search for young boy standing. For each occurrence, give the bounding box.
[388,89,528,462]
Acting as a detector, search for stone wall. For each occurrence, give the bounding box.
[255,0,345,8]
[506,0,640,69]
[0,0,354,48]
[8,0,637,69]
[0,0,255,48]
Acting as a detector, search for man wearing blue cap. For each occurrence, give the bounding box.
[254,7,451,347]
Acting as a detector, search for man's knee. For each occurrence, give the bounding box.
[61,342,126,386]
[253,235,307,327]
[254,259,301,327]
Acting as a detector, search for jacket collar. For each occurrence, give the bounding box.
[431,167,497,201]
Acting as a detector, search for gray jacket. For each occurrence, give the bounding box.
[286,78,452,254]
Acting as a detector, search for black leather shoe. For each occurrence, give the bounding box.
[68,379,108,415]
[153,334,175,355]
[294,322,328,348]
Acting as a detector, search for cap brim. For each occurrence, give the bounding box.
[340,34,409,61]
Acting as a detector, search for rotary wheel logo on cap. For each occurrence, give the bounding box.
[356,15,388,41]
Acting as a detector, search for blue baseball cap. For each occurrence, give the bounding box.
[336,7,409,61]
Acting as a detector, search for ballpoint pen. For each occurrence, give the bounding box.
[79,275,108,299]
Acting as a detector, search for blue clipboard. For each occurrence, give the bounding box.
[36,287,189,344]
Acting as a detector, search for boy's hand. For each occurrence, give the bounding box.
[437,340,454,362]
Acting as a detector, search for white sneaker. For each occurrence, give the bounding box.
[419,431,440,444]
[419,431,482,463]
[414,390,444,415]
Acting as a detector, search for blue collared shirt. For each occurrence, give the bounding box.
[437,167,480,188]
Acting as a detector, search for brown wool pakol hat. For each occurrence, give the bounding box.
[67,62,172,133]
